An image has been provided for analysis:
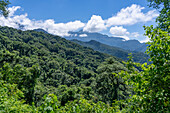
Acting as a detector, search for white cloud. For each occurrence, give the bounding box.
[131,32,139,38]
[79,34,87,37]
[83,15,106,32]
[40,20,85,36]
[140,37,150,43]
[110,26,141,40]
[0,6,85,37]
[110,26,129,36]
[106,4,159,27]
[74,34,78,37]
[8,6,21,16]
[0,5,159,40]
[109,26,130,40]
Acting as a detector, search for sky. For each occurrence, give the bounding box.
[0,0,159,42]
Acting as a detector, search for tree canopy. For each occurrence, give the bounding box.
[0,0,169,112]
[0,0,9,17]
[115,0,170,112]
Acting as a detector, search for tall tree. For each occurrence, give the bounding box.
[147,0,170,32]
[117,0,170,112]
[0,0,10,17]
[96,58,129,105]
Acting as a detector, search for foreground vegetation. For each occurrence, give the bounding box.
[0,0,169,112]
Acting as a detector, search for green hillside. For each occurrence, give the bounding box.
[0,26,128,108]
[0,0,169,112]
[72,39,149,63]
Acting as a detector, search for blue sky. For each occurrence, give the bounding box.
[0,0,159,42]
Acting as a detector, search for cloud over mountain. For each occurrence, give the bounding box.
[109,26,141,40]
[0,4,158,39]
[79,34,88,37]
[109,26,130,40]
[83,15,106,32]
[0,6,85,36]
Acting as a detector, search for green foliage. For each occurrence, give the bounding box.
[0,0,9,17]
[37,94,60,113]
[62,98,116,113]
[0,26,115,106]
[36,94,118,113]
[114,0,170,112]
[72,39,149,63]
[118,38,169,112]
[0,80,32,113]
[147,0,170,32]
[0,25,128,111]
[96,57,129,104]
[0,50,40,104]
[1,0,169,112]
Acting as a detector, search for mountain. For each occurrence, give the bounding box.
[34,28,49,34]
[0,26,126,106]
[33,29,148,63]
[71,39,149,63]
[34,29,148,52]
[65,30,148,52]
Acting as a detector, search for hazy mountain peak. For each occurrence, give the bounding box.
[33,28,49,34]
[65,31,147,52]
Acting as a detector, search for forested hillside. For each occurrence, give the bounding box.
[72,39,149,63]
[0,26,129,112]
[0,0,169,112]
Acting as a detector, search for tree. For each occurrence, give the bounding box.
[0,81,33,112]
[147,0,170,32]
[0,0,10,17]
[96,58,129,105]
[116,0,170,112]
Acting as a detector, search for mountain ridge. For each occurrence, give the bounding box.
[0,26,126,106]
[65,30,148,52]
[71,39,149,63]
[33,28,148,53]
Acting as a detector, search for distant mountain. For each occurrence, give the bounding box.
[34,28,49,34]
[71,39,149,63]
[34,29,148,53]
[65,30,148,52]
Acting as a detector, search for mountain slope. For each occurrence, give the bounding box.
[34,28,49,34]
[72,39,149,63]
[65,30,148,52]
[0,26,126,105]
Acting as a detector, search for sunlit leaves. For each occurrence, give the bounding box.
[0,0,10,17]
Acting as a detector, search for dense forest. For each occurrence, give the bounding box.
[0,0,169,112]
[71,39,149,63]
[0,26,129,111]
[34,29,149,64]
